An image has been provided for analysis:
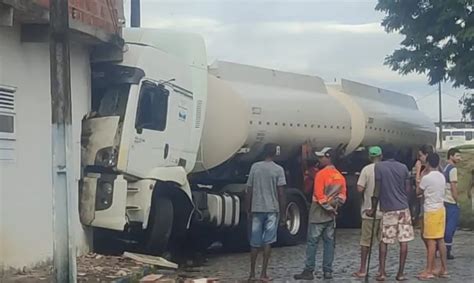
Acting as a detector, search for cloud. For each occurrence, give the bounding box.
[134,2,465,121]
[258,21,384,35]
[357,66,427,83]
[143,16,223,33]
[142,16,384,36]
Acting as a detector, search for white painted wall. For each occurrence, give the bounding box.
[0,24,92,271]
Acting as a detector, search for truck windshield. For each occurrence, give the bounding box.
[96,84,130,119]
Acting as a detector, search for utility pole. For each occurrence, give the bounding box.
[49,0,76,282]
[438,82,443,149]
[131,0,141,27]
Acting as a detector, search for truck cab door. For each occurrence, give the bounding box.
[125,78,195,175]
[126,80,172,175]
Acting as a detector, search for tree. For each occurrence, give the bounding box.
[460,93,474,119]
[376,0,473,119]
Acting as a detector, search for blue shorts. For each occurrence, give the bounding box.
[250,212,278,248]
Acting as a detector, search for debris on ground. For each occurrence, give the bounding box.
[139,274,164,282]
[124,252,178,269]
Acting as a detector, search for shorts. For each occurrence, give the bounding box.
[250,212,278,248]
[423,207,446,239]
[360,218,381,247]
[381,208,415,244]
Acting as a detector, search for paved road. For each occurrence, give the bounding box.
[180,229,474,282]
[4,229,473,282]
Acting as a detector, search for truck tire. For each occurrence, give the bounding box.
[277,192,308,246]
[145,197,174,255]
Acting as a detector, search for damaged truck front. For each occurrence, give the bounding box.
[80,30,208,255]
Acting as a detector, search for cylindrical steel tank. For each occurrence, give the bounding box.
[192,61,436,173]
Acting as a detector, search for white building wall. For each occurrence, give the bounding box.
[0,24,91,271]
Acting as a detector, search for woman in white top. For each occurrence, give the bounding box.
[416,153,449,280]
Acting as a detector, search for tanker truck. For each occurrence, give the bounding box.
[79,28,436,256]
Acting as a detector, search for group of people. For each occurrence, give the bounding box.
[351,145,462,281]
[245,143,462,282]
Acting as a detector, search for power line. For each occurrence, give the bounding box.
[415,91,463,102]
[415,89,438,101]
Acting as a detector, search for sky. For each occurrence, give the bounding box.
[123,0,467,122]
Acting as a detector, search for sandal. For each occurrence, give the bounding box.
[376,274,386,281]
[416,273,434,281]
[396,274,410,281]
[437,272,450,278]
[352,272,366,279]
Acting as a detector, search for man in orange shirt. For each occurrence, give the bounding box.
[295,147,347,280]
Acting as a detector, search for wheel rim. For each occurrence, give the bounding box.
[286,202,301,235]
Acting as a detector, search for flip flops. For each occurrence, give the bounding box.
[396,275,410,281]
[416,273,435,281]
[437,272,450,278]
[352,272,367,279]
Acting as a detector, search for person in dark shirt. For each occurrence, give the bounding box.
[367,144,414,281]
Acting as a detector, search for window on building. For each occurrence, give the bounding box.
[136,81,169,132]
[0,85,15,139]
[466,131,473,141]
[442,132,450,141]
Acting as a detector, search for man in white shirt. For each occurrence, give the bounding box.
[416,153,448,280]
[352,146,383,279]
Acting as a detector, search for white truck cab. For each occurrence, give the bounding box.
[80,29,209,254]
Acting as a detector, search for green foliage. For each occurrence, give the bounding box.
[459,93,474,120]
[376,0,473,116]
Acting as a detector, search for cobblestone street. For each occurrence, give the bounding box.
[180,229,474,282]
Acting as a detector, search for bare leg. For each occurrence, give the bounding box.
[426,240,436,274]
[396,242,408,281]
[261,244,272,280]
[353,246,369,277]
[249,248,258,280]
[437,239,448,276]
[419,238,430,276]
[377,242,387,281]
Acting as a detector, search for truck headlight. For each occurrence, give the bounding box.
[96,180,114,211]
[95,147,118,167]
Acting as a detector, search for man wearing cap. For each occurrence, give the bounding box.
[352,146,383,278]
[294,147,347,280]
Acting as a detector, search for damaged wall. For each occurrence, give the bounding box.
[0,23,92,271]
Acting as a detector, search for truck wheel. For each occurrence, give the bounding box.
[145,197,174,255]
[277,193,308,246]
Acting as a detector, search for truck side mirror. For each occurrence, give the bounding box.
[136,127,143,134]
